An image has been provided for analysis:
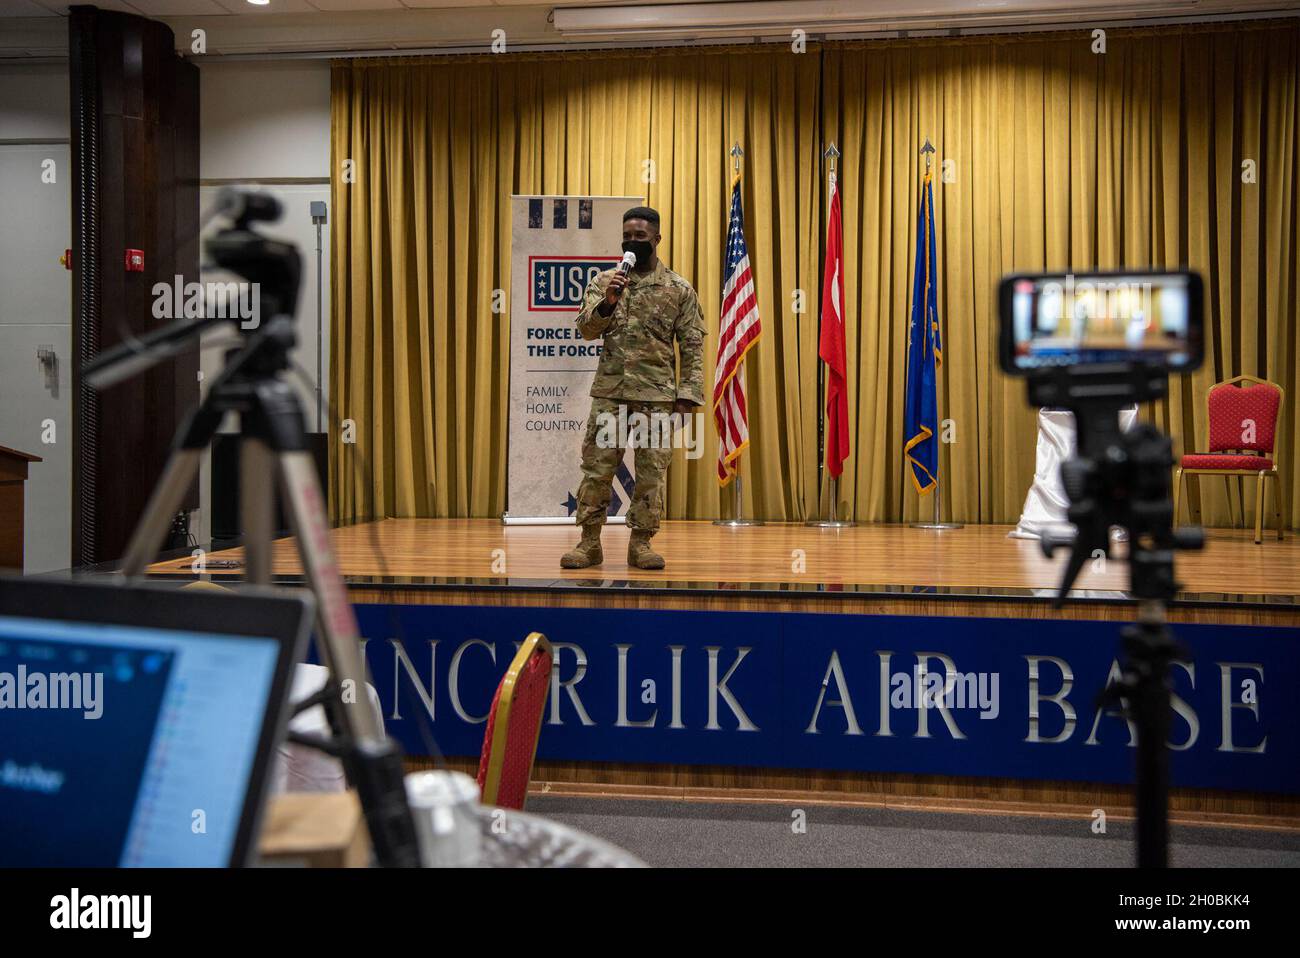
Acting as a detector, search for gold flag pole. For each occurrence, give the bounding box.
[910,137,963,531]
[715,142,764,527]
[808,142,855,528]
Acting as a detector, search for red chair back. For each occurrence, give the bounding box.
[1207,377,1281,455]
[476,633,552,810]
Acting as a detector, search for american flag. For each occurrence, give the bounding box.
[713,175,762,485]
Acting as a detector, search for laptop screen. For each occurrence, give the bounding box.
[0,614,283,867]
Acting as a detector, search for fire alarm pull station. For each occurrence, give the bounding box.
[125,249,144,272]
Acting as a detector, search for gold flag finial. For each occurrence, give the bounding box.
[919,137,935,172]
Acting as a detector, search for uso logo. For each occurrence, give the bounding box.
[529,256,619,311]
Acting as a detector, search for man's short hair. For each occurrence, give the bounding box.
[623,206,660,229]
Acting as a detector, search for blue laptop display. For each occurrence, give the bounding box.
[0,578,312,867]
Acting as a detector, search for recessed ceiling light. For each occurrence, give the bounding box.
[247,0,270,6]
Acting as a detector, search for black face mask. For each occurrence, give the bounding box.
[621,239,654,268]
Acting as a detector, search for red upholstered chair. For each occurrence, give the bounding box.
[1173,375,1285,544]
[476,632,553,810]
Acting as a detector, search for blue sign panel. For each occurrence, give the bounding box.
[529,256,617,311]
[355,604,1299,793]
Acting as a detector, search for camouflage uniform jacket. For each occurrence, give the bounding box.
[574,260,706,405]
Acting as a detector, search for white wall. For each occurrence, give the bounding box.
[199,60,330,180]
[0,62,68,141]
[0,63,71,573]
[195,59,332,546]
[0,57,335,563]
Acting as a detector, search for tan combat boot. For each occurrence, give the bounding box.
[560,524,603,569]
[627,531,665,570]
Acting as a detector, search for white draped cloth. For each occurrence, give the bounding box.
[269,663,387,794]
[1010,406,1138,540]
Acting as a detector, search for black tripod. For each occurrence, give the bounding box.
[1033,363,1204,867]
[87,192,421,867]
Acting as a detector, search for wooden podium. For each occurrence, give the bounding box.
[0,445,42,572]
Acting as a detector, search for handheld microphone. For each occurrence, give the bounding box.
[611,250,636,300]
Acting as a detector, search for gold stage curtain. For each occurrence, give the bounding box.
[330,46,822,522]
[825,21,1300,527]
[331,22,1300,528]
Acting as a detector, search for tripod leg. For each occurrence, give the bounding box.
[119,451,204,578]
[275,450,380,740]
[1124,617,1175,869]
[276,449,420,867]
[241,438,277,584]
[1134,678,1171,869]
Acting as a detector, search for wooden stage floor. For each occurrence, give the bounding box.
[149,518,1299,600]
[146,518,1300,824]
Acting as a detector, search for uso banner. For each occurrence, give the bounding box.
[507,195,642,522]
[357,604,1300,794]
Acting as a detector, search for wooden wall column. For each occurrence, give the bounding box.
[69,5,199,566]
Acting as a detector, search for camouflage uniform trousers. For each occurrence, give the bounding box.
[574,397,676,533]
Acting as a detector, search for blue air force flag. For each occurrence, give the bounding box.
[903,170,942,495]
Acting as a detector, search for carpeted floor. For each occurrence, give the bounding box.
[525,796,1300,868]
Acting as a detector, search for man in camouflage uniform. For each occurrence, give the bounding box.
[561,206,706,570]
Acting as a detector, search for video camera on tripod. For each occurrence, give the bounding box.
[84,190,301,392]
[999,269,1206,601]
[998,269,1205,868]
[83,190,422,867]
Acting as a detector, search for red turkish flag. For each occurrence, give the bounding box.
[819,173,850,478]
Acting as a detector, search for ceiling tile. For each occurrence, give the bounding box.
[30,0,142,13]
[210,0,320,12]
[400,0,507,7]
[0,0,57,16]
[128,0,231,14]
[305,0,405,11]
[488,0,618,5]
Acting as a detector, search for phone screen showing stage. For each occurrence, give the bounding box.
[1005,271,1201,372]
